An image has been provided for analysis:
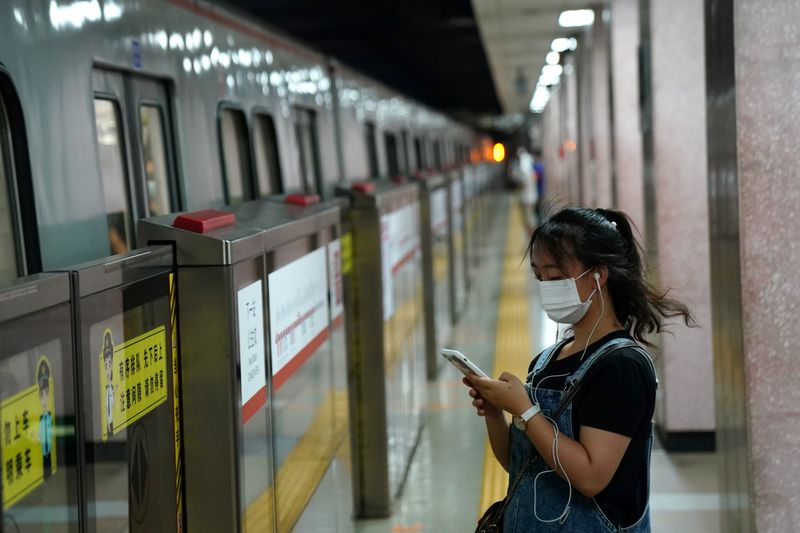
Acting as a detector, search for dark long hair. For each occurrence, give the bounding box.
[526,207,695,346]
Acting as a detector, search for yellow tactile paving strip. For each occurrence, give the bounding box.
[477,205,534,517]
[384,286,424,376]
[244,388,349,533]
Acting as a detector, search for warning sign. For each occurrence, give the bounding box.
[99,327,168,441]
[1,356,57,509]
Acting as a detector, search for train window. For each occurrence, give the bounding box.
[414,137,424,170]
[219,108,253,204]
[433,140,442,170]
[365,122,379,179]
[253,113,283,196]
[384,132,399,177]
[94,98,133,255]
[139,105,171,216]
[400,130,410,174]
[294,107,321,194]
[0,97,19,281]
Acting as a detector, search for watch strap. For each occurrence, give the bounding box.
[520,403,540,423]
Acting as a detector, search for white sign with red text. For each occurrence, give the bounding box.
[380,215,394,320]
[431,190,448,238]
[238,280,267,424]
[327,239,344,326]
[388,202,420,273]
[268,247,329,390]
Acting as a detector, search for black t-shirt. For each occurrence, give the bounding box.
[526,331,656,528]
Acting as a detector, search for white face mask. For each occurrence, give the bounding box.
[538,268,597,324]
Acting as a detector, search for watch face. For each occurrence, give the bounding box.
[513,415,525,431]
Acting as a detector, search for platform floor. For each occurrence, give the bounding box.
[353,194,720,533]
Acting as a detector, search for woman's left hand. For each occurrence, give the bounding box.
[466,372,533,416]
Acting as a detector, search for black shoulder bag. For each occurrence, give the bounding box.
[475,453,535,533]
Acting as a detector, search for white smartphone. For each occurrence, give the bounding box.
[440,349,489,378]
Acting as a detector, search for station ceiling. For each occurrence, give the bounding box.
[223,0,503,123]
[473,0,598,115]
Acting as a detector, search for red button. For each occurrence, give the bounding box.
[352,182,375,193]
[285,194,320,206]
[173,209,236,233]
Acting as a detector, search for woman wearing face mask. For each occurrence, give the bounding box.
[466,207,694,532]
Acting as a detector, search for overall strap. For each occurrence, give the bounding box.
[566,338,640,388]
[527,337,571,382]
[552,338,657,421]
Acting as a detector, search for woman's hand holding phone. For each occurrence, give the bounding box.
[463,376,502,418]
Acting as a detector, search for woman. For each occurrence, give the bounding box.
[466,207,694,532]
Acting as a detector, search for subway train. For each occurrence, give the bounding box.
[0,1,501,532]
[0,0,489,281]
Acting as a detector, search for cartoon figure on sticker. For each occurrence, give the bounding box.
[103,331,115,438]
[37,358,53,479]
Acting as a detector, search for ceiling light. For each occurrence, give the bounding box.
[558,9,595,28]
[538,62,563,87]
[530,86,550,113]
[551,37,578,53]
[546,52,560,65]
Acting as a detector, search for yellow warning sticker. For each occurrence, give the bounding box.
[100,326,168,441]
[1,356,57,509]
[341,232,353,275]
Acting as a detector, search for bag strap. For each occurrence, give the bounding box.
[493,449,538,516]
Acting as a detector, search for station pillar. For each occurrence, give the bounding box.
[706,0,800,530]
[645,0,716,450]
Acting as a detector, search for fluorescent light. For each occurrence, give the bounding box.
[543,64,563,76]
[551,37,578,53]
[546,52,560,65]
[530,85,551,113]
[558,9,595,28]
[539,64,563,86]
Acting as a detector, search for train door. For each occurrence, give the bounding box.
[0,69,39,281]
[364,122,379,179]
[92,69,179,255]
[384,132,399,177]
[0,85,23,281]
[294,107,322,195]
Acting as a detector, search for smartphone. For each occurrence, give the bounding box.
[440,349,489,378]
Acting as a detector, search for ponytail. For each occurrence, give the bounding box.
[528,207,695,346]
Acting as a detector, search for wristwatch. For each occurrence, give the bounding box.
[512,403,541,430]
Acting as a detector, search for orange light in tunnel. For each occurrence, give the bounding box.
[492,143,505,162]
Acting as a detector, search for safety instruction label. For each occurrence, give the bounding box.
[328,239,345,324]
[1,356,57,509]
[269,247,329,390]
[380,215,394,320]
[431,189,449,237]
[237,280,267,424]
[340,232,353,275]
[100,326,168,441]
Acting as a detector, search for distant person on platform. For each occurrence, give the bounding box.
[533,151,545,220]
[515,147,538,235]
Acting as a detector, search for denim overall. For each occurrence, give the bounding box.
[503,337,656,533]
